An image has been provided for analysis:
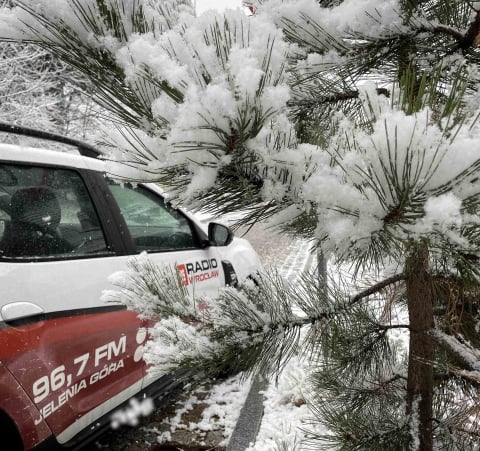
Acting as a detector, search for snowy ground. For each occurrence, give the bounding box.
[243,231,319,450]
[247,355,317,450]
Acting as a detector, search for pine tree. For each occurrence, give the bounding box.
[3,1,480,449]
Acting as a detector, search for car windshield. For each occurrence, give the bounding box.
[107,180,200,252]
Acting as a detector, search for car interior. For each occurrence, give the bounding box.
[0,163,108,259]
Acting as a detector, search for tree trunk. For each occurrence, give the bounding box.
[405,244,434,451]
[317,249,327,281]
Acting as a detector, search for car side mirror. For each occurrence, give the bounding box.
[208,222,233,246]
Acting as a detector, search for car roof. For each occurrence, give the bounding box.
[0,125,159,188]
[0,142,106,172]
[0,123,109,172]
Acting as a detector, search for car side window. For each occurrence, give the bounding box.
[107,182,199,252]
[0,163,108,259]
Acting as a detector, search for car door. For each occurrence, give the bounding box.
[105,181,229,387]
[106,181,226,299]
[0,162,148,446]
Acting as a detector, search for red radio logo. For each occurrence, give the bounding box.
[177,259,219,286]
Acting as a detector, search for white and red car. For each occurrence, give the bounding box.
[0,127,262,450]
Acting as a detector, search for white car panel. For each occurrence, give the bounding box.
[0,139,263,450]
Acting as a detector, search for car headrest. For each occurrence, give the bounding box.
[9,187,61,231]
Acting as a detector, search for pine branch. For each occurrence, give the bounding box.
[375,323,411,331]
[351,273,405,303]
[431,9,480,50]
[290,87,390,111]
[431,329,480,373]
[460,9,480,49]
[432,24,464,42]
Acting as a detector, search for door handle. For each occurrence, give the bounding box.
[1,302,44,322]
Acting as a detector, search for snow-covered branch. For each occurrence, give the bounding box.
[432,329,480,373]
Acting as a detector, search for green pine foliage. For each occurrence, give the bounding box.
[5,0,480,449]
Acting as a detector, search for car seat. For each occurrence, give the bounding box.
[0,187,72,257]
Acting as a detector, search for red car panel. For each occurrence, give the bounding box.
[0,309,147,443]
